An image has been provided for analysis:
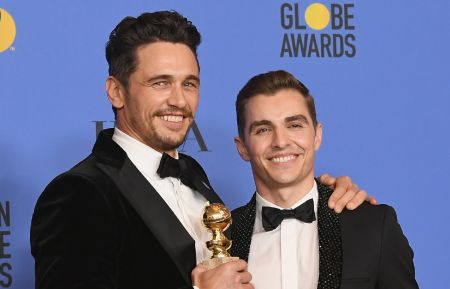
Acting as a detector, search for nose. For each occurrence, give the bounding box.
[167,84,187,108]
[272,127,290,148]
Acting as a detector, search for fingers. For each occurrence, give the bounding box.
[234,259,249,271]
[325,174,378,212]
[192,260,252,289]
[331,183,358,213]
[238,270,252,284]
[191,264,207,284]
[366,195,378,205]
[242,284,255,289]
[318,173,336,189]
[345,189,367,210]
[327,176,353,211]
[222,259,248,273]
[223,260,252,285]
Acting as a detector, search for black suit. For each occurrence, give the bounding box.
[230,181,419,289]
[30,129,223,289]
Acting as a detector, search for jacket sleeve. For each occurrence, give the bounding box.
[377,206,419,289]
[30,174,122,289]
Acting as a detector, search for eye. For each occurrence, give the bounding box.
[183,81,198,88]
[152,81,169,88]
[288,122,304,129]
[255,127,271,135]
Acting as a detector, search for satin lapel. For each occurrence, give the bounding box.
[179,153,223,204]
[316,180,343,289]
[98,156,196,284]
[230,194,256,261]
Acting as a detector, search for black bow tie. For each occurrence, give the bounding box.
[157,153,218,203]
[157,152,198,189]
[261,198,316,231]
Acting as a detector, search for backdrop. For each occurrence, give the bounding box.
[1,0,449,288]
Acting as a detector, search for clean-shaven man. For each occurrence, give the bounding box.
[231,70,418,289]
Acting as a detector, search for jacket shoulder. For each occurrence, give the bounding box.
[340,202,394,223]
[47,153,112,191]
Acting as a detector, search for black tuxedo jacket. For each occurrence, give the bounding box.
[230,181,419,289]
[30,129,223,289]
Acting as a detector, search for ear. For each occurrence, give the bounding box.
[314,123,323,151]
[234,136,250,161]
[105,76,125,110]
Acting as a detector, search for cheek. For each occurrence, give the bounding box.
[141,96,164,115]
[246,140,268,160]
[293,131,316,147]
[188,94,199,110]
[129,101,155,122]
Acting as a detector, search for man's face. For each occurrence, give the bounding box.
[108,42,199,155]
[235,89,322,192]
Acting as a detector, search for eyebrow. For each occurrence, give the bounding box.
[248,119,273,133]
[185,75,200,84]
[285,114,309,124]
[247,114,310,133]
[143,74,200,84]
[144,74,172,84]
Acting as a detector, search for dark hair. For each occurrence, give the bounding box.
[236,70,317,138]
[105,11,201,116]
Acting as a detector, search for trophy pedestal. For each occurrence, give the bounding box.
[201,256,239,270]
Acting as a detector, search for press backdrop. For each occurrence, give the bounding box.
[1,1,449,288]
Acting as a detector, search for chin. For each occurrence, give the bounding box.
[164,136,187,149]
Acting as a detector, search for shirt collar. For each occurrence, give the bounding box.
[111,127,179,179]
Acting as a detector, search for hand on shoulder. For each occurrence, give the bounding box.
[319,173,377,213]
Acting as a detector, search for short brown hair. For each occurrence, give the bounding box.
[106,11,201,117]
[236,70,317,138]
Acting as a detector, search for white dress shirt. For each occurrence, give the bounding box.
[112,128,211,264]
[248,181,320,289]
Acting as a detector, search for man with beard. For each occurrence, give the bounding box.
[30,12,371,289]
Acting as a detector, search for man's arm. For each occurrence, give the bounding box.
[30,174,121,289]
[377,206,419,288]
[319,173,378,213]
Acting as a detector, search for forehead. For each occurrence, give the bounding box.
[134,41,199,76]
[244,89,310,123]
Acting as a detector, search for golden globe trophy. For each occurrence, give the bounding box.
[201,203,239,270]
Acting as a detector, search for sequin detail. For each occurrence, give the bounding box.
[317,181,342,289]
[230,194,256,261]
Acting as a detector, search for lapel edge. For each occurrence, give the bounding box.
[94,133,196,284]
[317,180,343,289]
[231,194,256,261]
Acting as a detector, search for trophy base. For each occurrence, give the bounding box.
[200,256,239,270]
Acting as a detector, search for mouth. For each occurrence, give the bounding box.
[159,115,184,123]
[269,154,298,163]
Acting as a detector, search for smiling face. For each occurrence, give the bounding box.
[106,42,199,156]
[235,88,322,198]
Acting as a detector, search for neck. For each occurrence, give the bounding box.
[255,176,315,208]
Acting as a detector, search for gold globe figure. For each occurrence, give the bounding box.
[202,203,232,258]
[201,203,238,269]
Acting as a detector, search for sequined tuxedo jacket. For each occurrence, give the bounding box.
[31,128,223,289]
[230,181,419,289]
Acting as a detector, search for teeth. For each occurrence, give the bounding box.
[160,115,183,122]
[271,155,296,163]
